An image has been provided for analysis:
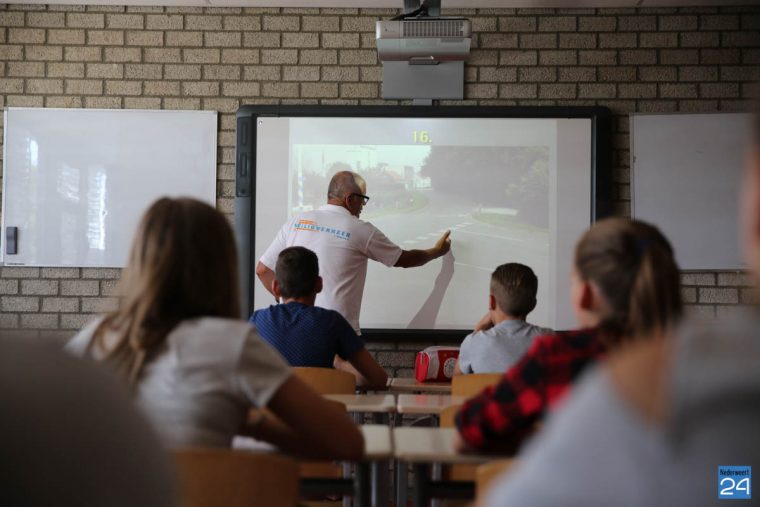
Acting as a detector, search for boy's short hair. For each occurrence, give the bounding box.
[275,247,319,299]
[490,263,538,318]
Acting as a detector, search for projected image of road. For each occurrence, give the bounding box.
[288,143,550,330]
[253,115,593,331]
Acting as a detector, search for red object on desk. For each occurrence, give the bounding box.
[414,347,459,383]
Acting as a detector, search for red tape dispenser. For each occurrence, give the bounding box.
[414,346,460,383]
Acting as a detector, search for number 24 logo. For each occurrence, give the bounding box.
[720,477,751,497]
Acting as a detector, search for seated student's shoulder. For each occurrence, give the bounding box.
[171,317,290,375]
[531,324,554,337]
[460,328,486,350]
[310,305,353,328]
[65,316,106,356]
[524,328,592,356]
[170,317,261,357]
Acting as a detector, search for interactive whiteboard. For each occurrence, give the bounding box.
[236,106,612,339]
[2,108,217,267]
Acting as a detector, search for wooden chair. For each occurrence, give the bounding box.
[439,403,462,428]
[293,367,356,395]
[174,448,298,507]
[252,368,355,506]
[447,373,504,481]
[439,404,478,482]
[475,459,519,502]
[451,373,503,397]
[244,401,350,506]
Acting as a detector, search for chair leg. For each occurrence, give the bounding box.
[412,464,430,507]
[343,462,353,507]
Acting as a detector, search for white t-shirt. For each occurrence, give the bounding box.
[66,317,292,448]
[260,204,403,332]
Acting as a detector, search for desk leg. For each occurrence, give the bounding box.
[355,462,371,507]
[396,461,408,507]
[369,413,390,507]
[394,412,407,507]
[430,463,442,507]
[370,460,390,507]
[412,463,430,507]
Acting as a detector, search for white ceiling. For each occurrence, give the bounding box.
[6,0,760,8]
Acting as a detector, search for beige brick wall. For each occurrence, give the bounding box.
[0,5,759,373]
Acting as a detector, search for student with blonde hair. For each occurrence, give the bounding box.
[455,218,683,453]
[67,197,363,461]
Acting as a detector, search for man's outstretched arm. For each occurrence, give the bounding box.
[394,230,451,268]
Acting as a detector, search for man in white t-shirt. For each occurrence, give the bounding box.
[257,171,451,333]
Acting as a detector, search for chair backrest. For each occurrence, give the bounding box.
[439,404,462,428]
[451,373,503,397]
[476,459,519,501]
[174,448,298,507]
[293,367,355,394]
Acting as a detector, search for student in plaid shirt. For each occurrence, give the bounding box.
[455,218,683,453]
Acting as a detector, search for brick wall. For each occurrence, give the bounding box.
[0,5,758,375]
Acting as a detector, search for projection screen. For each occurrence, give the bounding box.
[236,106,612,341]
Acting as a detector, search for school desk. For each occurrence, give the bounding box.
[396,394,466,416]
[389,377,452,394]
[394,427,503,507]
[324,393,397,422]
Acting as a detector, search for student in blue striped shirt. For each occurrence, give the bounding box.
[251,246,388,389]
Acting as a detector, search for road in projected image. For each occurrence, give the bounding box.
[290,143,552,330]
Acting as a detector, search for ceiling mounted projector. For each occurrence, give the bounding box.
[378,0,469,100]
[376,16,471,64]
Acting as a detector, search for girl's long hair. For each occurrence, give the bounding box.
[575,218,682,345]
[87,197,240,385]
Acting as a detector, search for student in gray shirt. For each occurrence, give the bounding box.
[454,263,552,375]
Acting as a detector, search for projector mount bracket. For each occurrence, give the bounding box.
[378,0,466,103]
[401,0,440,18]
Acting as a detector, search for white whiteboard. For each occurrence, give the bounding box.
[631,112,752,271]
[2,108,217,267]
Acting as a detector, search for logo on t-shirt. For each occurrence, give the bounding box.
[293,220,351,240]
[718,466,751,500]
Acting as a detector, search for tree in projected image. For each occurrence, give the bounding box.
[503,148,549,228]
[420,146,549,229]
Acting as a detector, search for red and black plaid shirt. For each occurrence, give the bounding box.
[455,328,607,452]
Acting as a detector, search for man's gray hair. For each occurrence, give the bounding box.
[327,171,363,200]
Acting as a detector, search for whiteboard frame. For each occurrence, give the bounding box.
[235,105,613,340]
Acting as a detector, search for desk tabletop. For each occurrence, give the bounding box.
[393,427,495,464]
[388,377,452,394]
[361,424,393,460]
[235,426,392,461]
[396,394,467,415]
[324,394,397,413]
